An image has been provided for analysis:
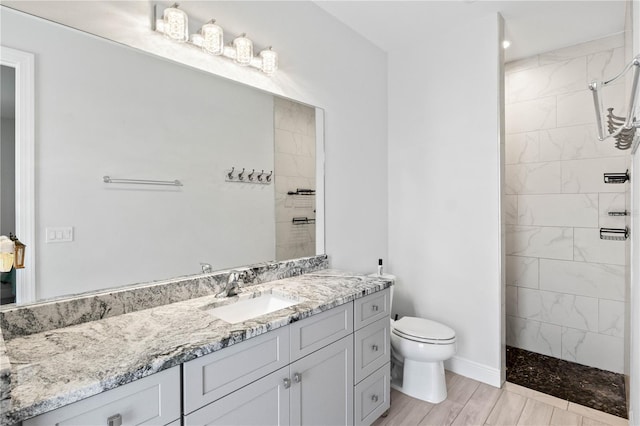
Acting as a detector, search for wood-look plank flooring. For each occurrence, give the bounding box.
[373,372,628,426]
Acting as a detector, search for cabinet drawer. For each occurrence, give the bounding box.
[290,302,353,361]
[354,317,391,383]
[354,289,390,330]
[354,363,390,426]
[183,327,289,414]
[24,366,180,426]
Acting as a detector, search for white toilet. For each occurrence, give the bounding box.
[387,285,456,404]
[390,316,456,403]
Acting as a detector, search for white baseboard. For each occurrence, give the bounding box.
[444,355,502,388]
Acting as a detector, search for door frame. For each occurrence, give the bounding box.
[1,46,35,304]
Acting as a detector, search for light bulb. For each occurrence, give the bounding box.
[233,33,253,66]
[502,40,511,49]
[260,47,278,75]
[201,20,224,55]
[163,3,188,43]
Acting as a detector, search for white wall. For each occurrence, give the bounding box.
[1,1,389,283]
[388,14,503,386]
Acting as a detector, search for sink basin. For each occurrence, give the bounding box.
[206,291,301,323]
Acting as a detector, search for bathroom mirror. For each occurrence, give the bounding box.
[0,6,324,304]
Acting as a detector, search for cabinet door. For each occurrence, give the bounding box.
[24,367,180,426]
[290,335,354,426]
[184,366,290,426]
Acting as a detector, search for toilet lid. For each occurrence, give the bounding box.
[393,317,456,343]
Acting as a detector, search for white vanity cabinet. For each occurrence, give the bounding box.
[23,366,181,426]
[184,303,354,426]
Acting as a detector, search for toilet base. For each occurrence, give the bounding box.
[393,358,447,404]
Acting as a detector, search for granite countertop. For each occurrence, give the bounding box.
[0,269,392,424]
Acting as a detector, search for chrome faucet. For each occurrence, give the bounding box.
[200,263,213,274]
[216,271,244,298]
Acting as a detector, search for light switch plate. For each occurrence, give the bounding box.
[46,227,74,243]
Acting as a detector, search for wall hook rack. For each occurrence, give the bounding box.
[600,227,629,241]
[603,170,630,184]
[225,167,271,185]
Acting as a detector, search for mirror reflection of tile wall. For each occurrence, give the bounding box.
[274,98,316,260]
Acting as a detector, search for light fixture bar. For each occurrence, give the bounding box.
[153,3,279,75]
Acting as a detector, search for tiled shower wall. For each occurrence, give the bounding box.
[274,98,316,261]
[504,35,631,374]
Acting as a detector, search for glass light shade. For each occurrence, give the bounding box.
[0,236,14,273]
[260,47,278,75]
[201,20,224,55]
[163,4,188,42]
[233,33,253,66]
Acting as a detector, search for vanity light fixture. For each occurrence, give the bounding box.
[161,3,189,43]
[199,19,224,55]
[233,33,253,66]
[259,47,278,75]
[154,4,279,75]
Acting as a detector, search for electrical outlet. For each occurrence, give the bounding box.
[46,227,74,243]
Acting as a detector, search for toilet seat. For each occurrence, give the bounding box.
[393,317,456,344]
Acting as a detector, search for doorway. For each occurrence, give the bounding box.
[0,65,16,304]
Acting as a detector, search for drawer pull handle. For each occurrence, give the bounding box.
[371,344,379,352]
[293,372,302,383]
[371,394,379,403]
[107,414,123,426]
[371,305,379,312]
[283,377,291,389]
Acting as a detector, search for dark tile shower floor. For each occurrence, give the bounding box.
[506,346,627,419]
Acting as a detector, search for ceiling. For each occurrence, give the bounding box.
[314,1,628,62]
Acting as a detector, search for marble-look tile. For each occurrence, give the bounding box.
[506,96,557,134]
[598,299,625,338]
[539,259,625,301]
[505,132,539,164]
[275,129,315,157]
[506,285,518,317]
[506,316,561,358]
[587,47,626,85]
[538,34,624,65]
[561,327,624,373]
[561,157,629,194]
[275,152,316,178]
[539,125,627,161]
[504,195,518,225]
[274,97,315,136]
[517,288,598,332]
[517,194,598,227]
[505,162,561,195]
[505,56,539,74]
[599,193,627,228]
[506,57,586,104]
[506,256,539,288]
[574,228,626,266]
[505,226,573,260]
[557,90,598,128]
